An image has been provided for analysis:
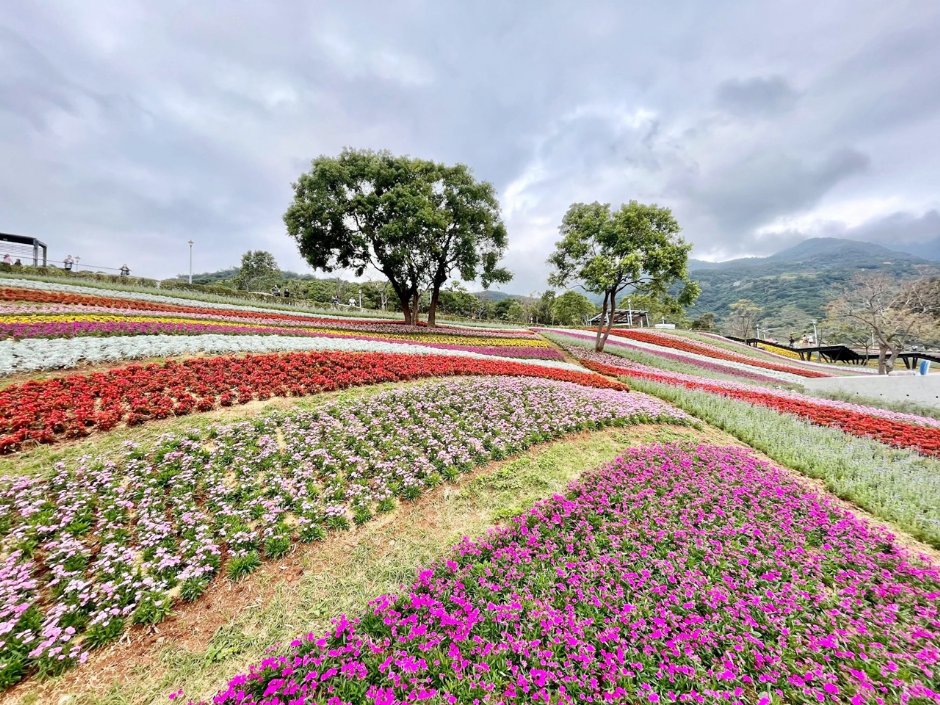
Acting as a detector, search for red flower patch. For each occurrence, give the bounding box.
[0,352,624,453]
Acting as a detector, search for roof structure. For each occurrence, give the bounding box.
[588,308,650,327]
[0,232,48,266]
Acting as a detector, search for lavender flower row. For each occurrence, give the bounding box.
[0,377,688,686]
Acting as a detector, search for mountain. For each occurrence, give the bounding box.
[687,237,939,332]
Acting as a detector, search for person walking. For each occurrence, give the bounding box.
[63,255,74,272]
[119,264,130,278]
[2,254,11,265]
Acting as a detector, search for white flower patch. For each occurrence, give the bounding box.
[0,334,584,376]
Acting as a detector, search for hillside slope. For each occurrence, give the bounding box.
[687,238,939,331]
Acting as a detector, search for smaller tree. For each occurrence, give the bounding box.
[548,201,698,352]
[552,291,596,326]
[825,274,938,374]
[726,299,762,339]
[234,251,281,291]
[690,312,716,331]
[494,298,525,323]
[534,290,557,325]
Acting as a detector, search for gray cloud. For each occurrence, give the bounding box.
[0,0,938,292]
[715,76,799,117]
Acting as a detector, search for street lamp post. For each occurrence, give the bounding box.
[358,286,362,309]
[188,240,194,284]
[812,319,818,345]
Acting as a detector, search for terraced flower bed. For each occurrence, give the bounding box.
[568,345,940,456]
[607,328,830,378]
[193,444,940,705]
[0,352,622,453]
[0,377,687,685]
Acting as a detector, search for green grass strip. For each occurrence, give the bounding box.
[630,377,940,548]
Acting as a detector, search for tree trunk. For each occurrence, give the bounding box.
[877,343,889,375]
[885,341,903,374]
[399,294,413,326]
[427,285,442,327]
[595,290,615,352]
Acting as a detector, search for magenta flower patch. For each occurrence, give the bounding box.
[196,444,940,705]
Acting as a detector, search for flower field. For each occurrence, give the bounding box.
[192,444,940,705]
[1,276,938,703]
[0,351,623,453]
[607,328,832,378]
[0,377,687,685]
[551,333,940,456]
[0,282,559,373]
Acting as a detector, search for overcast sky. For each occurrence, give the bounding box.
[2,1,939,292]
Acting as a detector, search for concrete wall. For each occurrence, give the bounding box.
[803,373,940,407]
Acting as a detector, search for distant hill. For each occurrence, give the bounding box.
[687,237,940,334]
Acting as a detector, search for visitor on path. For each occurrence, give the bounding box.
[348,296,356,308]
[789,335,796,347]
[283,287,290,299]
[63,255,74,272]
[119,264,130,278]
[271,285,280,297]
[331,294,339,309]
[2,254,11,265]
[13,259,20,267]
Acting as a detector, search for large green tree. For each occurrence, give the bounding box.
[547,201,699,351]
[284,149,511,326]
[552,291,596,326]
[234,250,281,291]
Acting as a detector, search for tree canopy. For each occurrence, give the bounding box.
[552,291,596,326]
[547,201,698,351]
[234,250,281,292]
[284,149,511,325]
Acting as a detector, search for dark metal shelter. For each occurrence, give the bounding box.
[0,232,47,266]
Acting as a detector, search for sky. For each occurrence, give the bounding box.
[2,0,939,293]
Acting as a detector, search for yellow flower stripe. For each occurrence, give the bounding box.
[0,314,549,347]
[756,342,801,359]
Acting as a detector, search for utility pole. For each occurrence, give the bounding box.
[358,286,362,309]
[188,240,194,284]
[812,319,818,345]
[627,298,633,326]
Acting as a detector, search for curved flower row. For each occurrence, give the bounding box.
[0,351,623,453]
[0,285,534,339]
[192,444,940,705]
[606,328,830,378]
[571,347,940,455]
[0,377,686,686]
[0,304,534,340]
[0,318,553,353]
[0,334,572,377]
[544,329,798,385]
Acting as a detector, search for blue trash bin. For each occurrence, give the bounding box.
[919,359,931,375]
